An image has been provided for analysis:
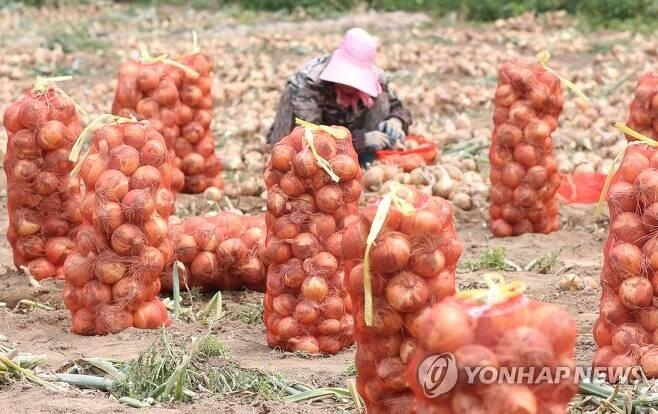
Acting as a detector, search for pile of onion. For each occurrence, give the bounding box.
[593,143,658,380]
[489,59,563,237]
[263,125,362,355]
[62,120,174,335]
[159,212,266,292]
[2,82,84,280]
[407,292,577,413]
[341,184,463,412]
[111,50,222,194]
[625,72,658,142]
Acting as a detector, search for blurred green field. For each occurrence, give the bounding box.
[3,0,658,29]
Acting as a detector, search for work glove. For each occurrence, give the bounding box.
[364,130,392,151]
[378,117,406,146]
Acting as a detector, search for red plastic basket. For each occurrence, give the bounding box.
[375,135,437,172]
[556,172,606,204]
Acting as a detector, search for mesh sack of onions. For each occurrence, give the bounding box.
[489,59,563,237]
[263,121,362,354]
[63,117,175,335]
[160,212,266,293]
[341,184,462,413]
[625,72,658,142]
[3,79,84,280]
[592,126,658,380]
[111,47,222,194]
[407,273,577,414]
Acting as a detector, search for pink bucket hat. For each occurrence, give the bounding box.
[320,28,382,98]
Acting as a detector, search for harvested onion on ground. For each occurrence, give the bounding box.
[489,59,563,237]
[63,119,173,335]
[408,274,577,413]
[3,79,83,280]
[263,123,362,354]
[111,47,222,194]
[342,184,462,412]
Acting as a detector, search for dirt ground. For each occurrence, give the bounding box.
[0,2,647,413]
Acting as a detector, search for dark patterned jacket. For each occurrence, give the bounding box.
[267,54,412,154]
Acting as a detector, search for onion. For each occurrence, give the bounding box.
[95,169,129,201]
[62,283,83,312]
[301,276,328,302]
[339,179,362,204]
[98,125,124,149]
[277,316,300,340]
[320,295,345,320]
[143,215,168,246]
[15,209,41,236]
[315,185,343,213]
[36,120,66,150]
[455,344,499,385]
[385,272,430,312]
[273,215,302,239]
[289,232,319,259]
[16,236,45,259]
[72,308,96,335]
[76,224,107,255]
[123,124,146,149]
[121,189,155,224]
[293,150,318,178]
[318,319,342,336]
[501,162,525,188]
[264,169,283,188]
[273,293,297,316]
[96,308,134,335]
[175,234,200,263]
[400,209,444,236]
[307,214,336,241]
[592,346,616,369]
[238,256,265,286]
[484,384,537,414]
[27,258,57,280]
[267,188,288,216]
[641,348,658,377]
[312,134,337,159]
[42,148,73,174]
[307,252,338,276]
[531,303,576,357]
[111,223,147,256]
[95,252,127,284]
[130,165,162,190]
[599,291,631,325]
[356,299,403,336]
[619,276,653,309]
[113,276,146,308]
[33,171,58,195]
[475,296,529,347]
[496,326,555,367]
[622,152,651,183]
[294,300,319,324]
[409,249,445,278]
[190,251,219,281]
[609,243,642,279]
[154,188,175,217]
[325,233,342,258]
[95,201,124,234]
[217,238,247,266]
[371,232,410,273]
[613,212,647,246]
[375,357,407,391]
[109,145,140,176]
[611,323,651,354]
[140,139,167,168]
[81,279,113,308]
[289,335,320,353]
[265,238,293,264]
[133,300,168,329]
[607,182,636,213]
[330,154,358,181]
[280,172,305,197]
[318,336,342,354]
[288,193,317,213]
[44,236,74,265]
[271,145,295,172]
[638,308,658,332]
[64,251,95,287]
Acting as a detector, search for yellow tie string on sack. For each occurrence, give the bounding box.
[594,122,658,218]
[362,182,415,326]
[295,118,348,183]
[69,114,137,176]
[454,273,527,306]
[32,75,88,117]
[537,51,590,103]
[139,47,200,80]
